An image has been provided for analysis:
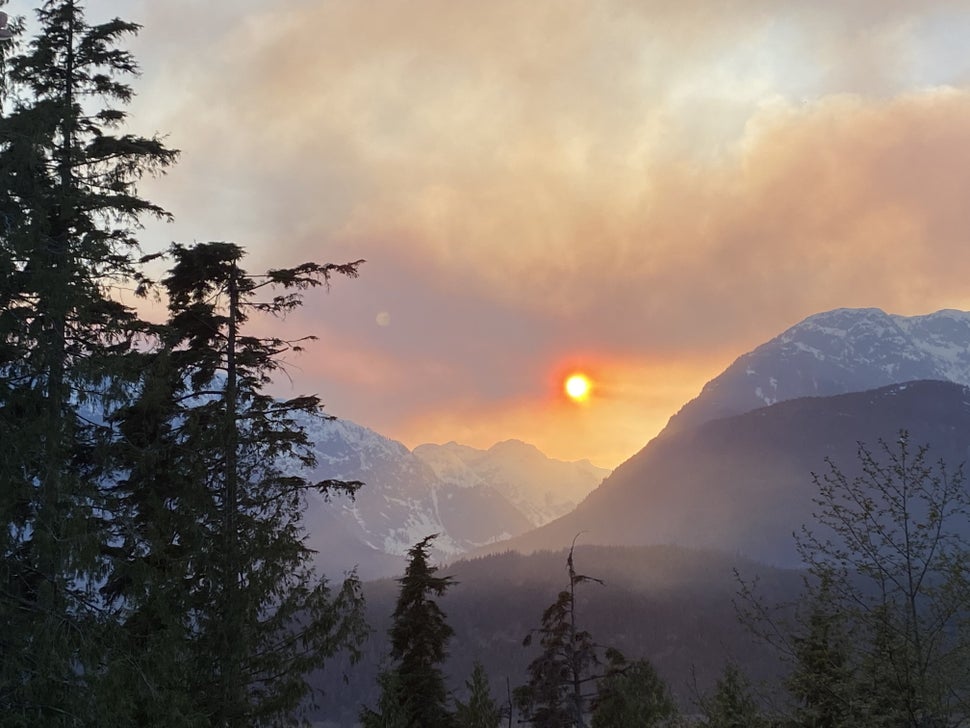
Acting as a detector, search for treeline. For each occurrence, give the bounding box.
[306,543,790,726]
[360,437,970,727]
[0,3,365,726]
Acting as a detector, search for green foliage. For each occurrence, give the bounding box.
[514,589,587,727]
[784,574,855,728]
[0,4,366,726]
[365,535,457,728]
[360,670,410,728]
[591,649,677,728]
[698,663,767,728]
[107,242,366,725]
[794,434,970,726]
[740,433,970,728]
[0,1,176,722]
[455,662,503,728]
[515,540,609,728]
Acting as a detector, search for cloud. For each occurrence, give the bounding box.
[116,0,970,465]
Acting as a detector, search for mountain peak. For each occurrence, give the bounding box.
[664,307,970,436]
[487,439,545,458]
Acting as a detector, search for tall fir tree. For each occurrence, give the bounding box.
[0,2,176,723]
[363,534,457,728]
[106,242,367,726]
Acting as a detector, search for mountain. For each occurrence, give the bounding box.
[298,417,528,579]
[475,380,970,566]
[413,439,609,526]
[306,308,970,724]
[297,418,607,579]
[665,308,970,435]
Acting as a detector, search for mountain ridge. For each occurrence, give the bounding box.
[473,380,970,566]
[299,417,608,578]
[413,438,609,527]
[664,307,970,436]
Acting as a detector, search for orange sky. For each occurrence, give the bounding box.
[89,0,970,467]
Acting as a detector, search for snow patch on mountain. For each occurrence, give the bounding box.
[665,308,970,436]
[296,417,555,577]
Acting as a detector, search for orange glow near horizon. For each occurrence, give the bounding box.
[385,354,726,469]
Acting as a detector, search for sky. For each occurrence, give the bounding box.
[60,0,970,467]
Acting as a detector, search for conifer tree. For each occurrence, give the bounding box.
[363,534,457,728]
[785,575,855,728]
[99,341,209,727]
[107,242,366,726]
[0,2,176,722]
[455,662,503,728]
[360,670,410,728]
[590,650,677,728]
[514,540,609,728]
[697,663,768,728]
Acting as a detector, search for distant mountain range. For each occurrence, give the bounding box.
[303,307,970,575]
[413,440,607,526]
[473,308,970,565]
[306,308,970,726]
[298,418,608,579]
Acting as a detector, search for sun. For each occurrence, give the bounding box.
[564,373,592,402]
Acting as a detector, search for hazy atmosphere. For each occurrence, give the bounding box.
[10,3,970,725]
[87,0,970,467]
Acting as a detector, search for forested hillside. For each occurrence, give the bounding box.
[310,545,797,727]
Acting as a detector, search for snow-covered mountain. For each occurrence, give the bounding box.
[665,308,970,435]
[297,417,607,579]
[413,440,609,526]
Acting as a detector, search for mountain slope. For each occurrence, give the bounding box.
[665,308,970,435]
[298,417,533,578]
[304,307,970,576]
[476,381,970,566]
[413,439,609,526]
[297,418,605,579]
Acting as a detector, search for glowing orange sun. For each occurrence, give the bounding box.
[564,373,592,402]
